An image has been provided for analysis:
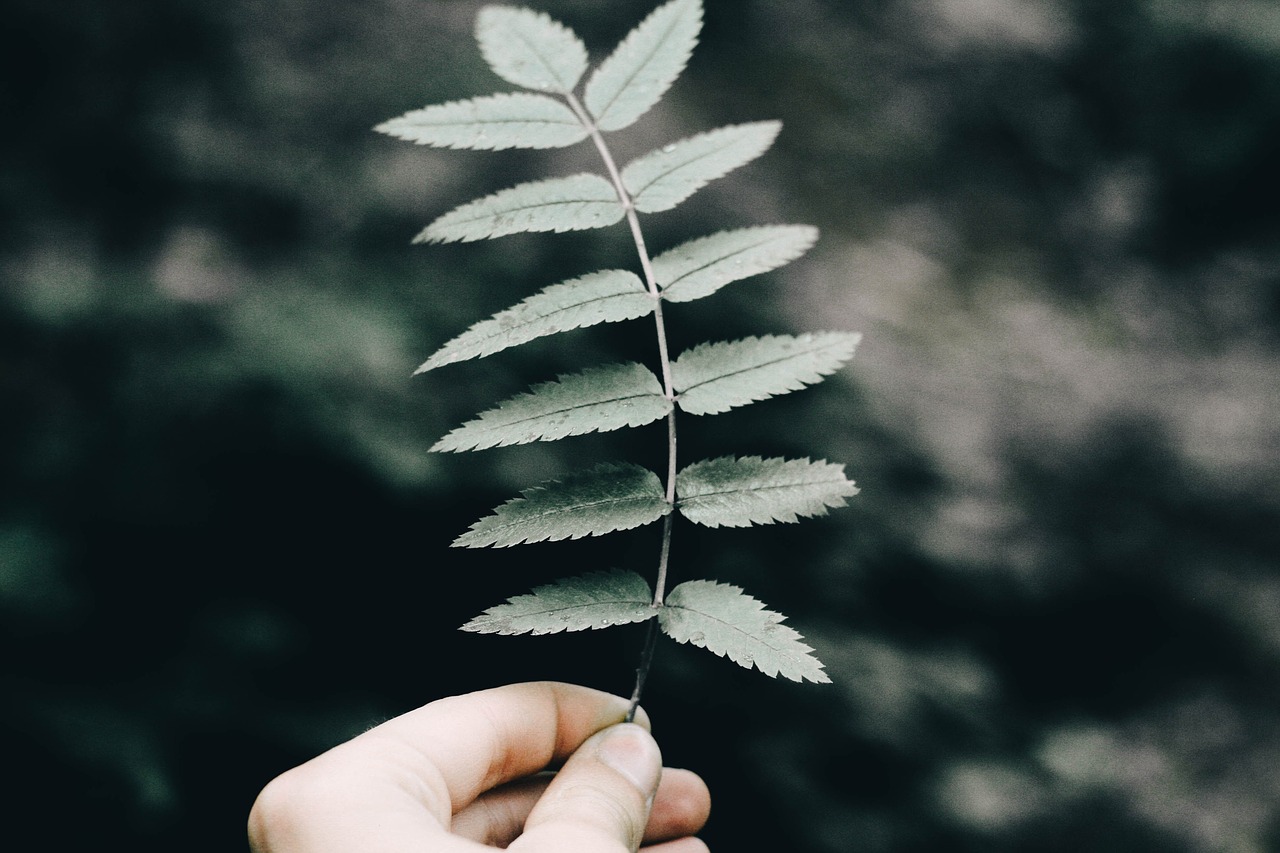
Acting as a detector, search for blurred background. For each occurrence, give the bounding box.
[3,0,1279,850]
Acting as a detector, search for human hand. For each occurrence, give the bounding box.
[247,682,711,852]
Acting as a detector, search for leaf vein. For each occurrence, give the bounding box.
[473,495,666,536]
[594,6,689,121]
[627,143,729,197]
[679,475,851,501]
[661,232,791,289]
[469,390,664,432]
[676,340,848,395]
[663,604,799,656]
[447,195,607,227]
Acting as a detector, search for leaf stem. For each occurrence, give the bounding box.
[566,92,676,717]
[626,616,660,723]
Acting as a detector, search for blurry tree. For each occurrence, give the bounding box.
[2,1,1278,851]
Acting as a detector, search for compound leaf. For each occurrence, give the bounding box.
[676,456,857,528]
[583,0,702,132]
[660,580,830,682]
[461,569,656,635]
[454,462,668,548]
[673,332,861,416]
[622,122,781,213]
[476,5,588,94]
[416,173,623,244]
[433,362,671,452]
[374,93,588,150]
[416,270,652,372]
[655,225,818,303]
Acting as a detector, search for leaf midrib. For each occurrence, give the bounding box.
[461,387,668,436]
[429,280,647,369]
[677,473,850,503]
[629,132,754,198]
[511,18,576,93]
[468,490,666,539]
[659,230,795,290]
[675,336,847,396]
[592,1,691,122]
[480,599,655,620]
[439,178,614,228]
[406,113,581,130]
[664,603,810,662]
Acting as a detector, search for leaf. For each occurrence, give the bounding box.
[622,122,781,213]
[416,270,652,372]
[454,462,669,548]
[416,174,623,244]
[476,5,588,94]
[673,332,861,416]
[660,580,830,682]
[583,0,703,132]
[654,225,819,304]
[461,570,656,635]
[433,363,672,452]
[676,456,858,528]
[374,93,588,150]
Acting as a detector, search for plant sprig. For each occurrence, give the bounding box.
[377,0,861,717]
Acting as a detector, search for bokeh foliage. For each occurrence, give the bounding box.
[3,1,1279,851]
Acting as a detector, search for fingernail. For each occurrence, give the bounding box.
[595,723,662,795]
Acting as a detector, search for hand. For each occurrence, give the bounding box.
[248,682,711,852]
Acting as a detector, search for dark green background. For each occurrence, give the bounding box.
[3,1,1279,850]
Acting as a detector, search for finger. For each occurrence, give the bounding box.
[359,682,647,821]
[448,774,551,846]
[641,839,711,853]
[509,723,664,853]
[250,683,646,852]
[451,766,710,847]
[643,769,712,843]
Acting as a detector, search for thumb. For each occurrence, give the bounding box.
[510,722,661,853]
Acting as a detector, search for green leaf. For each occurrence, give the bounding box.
[374,93,588,150]
[415,270,652,372]
[416,174,623,244]
[622,122,781,213]
[433,363,671,452]
[461,570,656,635]
[454,462,668,548]
[660,580,830,682]
[654,225,819,304]
[676,456,857,528]
[583,0,703,132]
[476,5,588,94]
[673,332,861,416]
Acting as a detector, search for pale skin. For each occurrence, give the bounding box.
[248,682,711,852]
